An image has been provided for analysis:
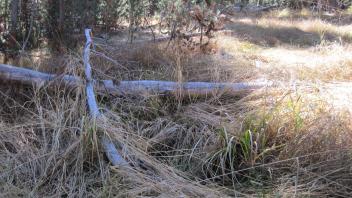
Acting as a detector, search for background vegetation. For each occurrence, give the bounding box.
[1,0,351,54]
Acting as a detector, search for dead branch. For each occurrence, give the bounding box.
[84,29,129,167]
[0,63,81,88]
[0,63,272,96]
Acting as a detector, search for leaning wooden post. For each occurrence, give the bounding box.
[84,29,128,166]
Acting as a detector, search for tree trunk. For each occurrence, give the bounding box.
[47,0,64,52]
[10,0,19,34]
[3,0,9,31]
[5,0,20,63]
[59,0,64,33]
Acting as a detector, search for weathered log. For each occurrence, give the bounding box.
[84,29,99,117]
[84,29,129,167]
[0,63,81,88]
[103,80,271,95]
[0,63,272,96]
[0,63,272,95]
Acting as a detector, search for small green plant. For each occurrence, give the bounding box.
[240,129,253,163]
[277,8,291,18]
[239,41,258,53]
[204,127,239,179]
[204,108,279,181]
[287,95,303,132]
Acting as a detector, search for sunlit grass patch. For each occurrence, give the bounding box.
[277,8,292,18]
[238,41,260,53]
[299,8,312,17]
[217,36,260,54]
[346,6,352,14]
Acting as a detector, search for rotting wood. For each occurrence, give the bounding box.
[0,63,273,96]
[84,29,129,167]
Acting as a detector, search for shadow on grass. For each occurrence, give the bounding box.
[225,21,350,48]
[271,12,352,26]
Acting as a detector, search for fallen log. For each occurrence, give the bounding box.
[0,63,272,96]
[84,29,129,167]
[0,63,81,88]
[104,80,272,95]
[0,63,272,95]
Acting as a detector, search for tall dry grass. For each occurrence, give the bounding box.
[2,8,352,197]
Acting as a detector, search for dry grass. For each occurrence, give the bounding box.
[2,8,352,197]
[220,9,352,83]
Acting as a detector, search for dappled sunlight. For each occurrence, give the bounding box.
[217,13,352,83]
[226,11,352,48]
[256,43,352,82]
[226,20,322,47]
[320,82,352,112]
[260,44,351,68]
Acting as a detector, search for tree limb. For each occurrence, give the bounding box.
[0,63,272,96]
[84,29,129,167]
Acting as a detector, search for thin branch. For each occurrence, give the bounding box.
[91,49,128,71]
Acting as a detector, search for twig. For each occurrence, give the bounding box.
[91,49,128,71]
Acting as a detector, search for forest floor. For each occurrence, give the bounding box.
[1,8,352,197]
